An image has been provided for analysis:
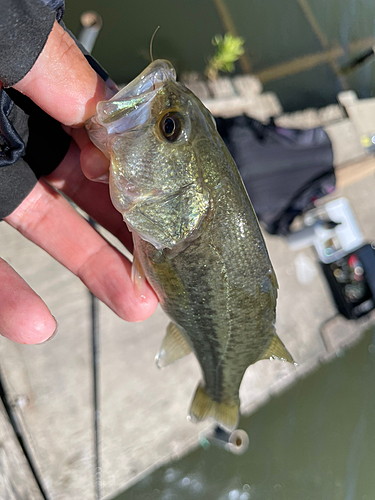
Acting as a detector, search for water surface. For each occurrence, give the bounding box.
[115,327,375,500]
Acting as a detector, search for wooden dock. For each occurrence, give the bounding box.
[1,85,375,498]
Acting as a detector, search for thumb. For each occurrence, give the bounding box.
[13,21,112,126]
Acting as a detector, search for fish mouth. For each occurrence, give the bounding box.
[123,59,176,97]
[105,59,176,105]
[86,60,178,153]
[93,60,177,134]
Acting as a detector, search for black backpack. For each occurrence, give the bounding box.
[216,115,335,235]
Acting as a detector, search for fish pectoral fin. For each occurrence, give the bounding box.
[131,247,146,292]
[189,384,239,432]
[155,322,192,369]
[258,334,294,364]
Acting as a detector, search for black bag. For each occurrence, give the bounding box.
[321,244,375,319]
[216,115,335,235]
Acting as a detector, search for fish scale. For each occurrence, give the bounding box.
[87,59,293,431]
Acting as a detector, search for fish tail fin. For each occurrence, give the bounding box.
[189,384,239,432]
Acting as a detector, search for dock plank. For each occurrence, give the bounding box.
[0,398,44,500]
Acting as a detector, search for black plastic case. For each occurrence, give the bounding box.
[320,244,375,319]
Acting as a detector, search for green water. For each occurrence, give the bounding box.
[114,328,375,500]
[64,0,375,112]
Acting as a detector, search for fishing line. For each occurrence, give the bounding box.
[150,26,160,62]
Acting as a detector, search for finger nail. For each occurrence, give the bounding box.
[91,172,109,184]
[38,319,58,344]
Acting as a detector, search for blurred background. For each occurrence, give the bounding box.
[63,0,375,110]
[2,1,375,500]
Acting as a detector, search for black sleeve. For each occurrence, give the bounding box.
[0,0,68,220]
[0,1,109,220]
[0,0,57,87]
[0,87,71,219]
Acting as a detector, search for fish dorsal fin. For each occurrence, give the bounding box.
[189,384,239,432]
[131,247,146,293]
[258,334,294,364]
[155,322,192,369]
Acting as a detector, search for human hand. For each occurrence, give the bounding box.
[1,21,158,344]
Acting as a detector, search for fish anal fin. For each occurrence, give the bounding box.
[189,384,239,432]
[259,334,294,364]
[155,322,192,369]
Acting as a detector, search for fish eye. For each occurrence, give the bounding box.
[159,112,183,142]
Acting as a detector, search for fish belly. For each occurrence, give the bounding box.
[134,213,276,405]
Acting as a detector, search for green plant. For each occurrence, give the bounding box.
[205,33,245,80]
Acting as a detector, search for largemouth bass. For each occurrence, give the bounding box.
[87,60,293,431]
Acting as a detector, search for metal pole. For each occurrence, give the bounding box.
[255,37,374,84]
[78,11,103,54]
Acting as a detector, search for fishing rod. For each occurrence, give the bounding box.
[340,45,375,75]
[78,12,104,500]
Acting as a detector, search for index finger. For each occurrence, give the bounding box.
[14,21,112,126]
